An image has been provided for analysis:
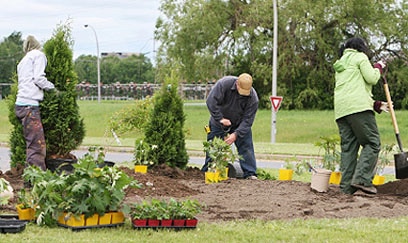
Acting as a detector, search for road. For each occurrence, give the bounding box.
[0,146,395,175]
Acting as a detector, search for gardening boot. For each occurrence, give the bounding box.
[351,184,377,194]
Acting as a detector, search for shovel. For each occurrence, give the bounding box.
[382,74,408,179]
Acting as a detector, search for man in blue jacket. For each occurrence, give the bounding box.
[201,73,259,179]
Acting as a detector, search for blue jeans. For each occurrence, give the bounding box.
[201,121,257,178]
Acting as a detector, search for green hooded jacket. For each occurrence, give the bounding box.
[333,49,381,120]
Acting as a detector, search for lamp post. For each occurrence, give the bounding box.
[84,24,101,103]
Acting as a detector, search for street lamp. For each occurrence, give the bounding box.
[84,24,101,103]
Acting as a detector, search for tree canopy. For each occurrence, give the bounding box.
[155,0,408,109]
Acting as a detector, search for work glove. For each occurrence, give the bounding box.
[374,101,390,114]
[373,60,386,74]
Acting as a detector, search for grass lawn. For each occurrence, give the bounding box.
[1,100,407,157]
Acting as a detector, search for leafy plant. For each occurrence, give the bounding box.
[376,144,395,175]
[23,148,141,226]
[17,188,34,209]
[203,136,240,176]
[0,178,13,205]
[256,169,276,180]
[133,138,157,166]
[314,135,340,171]
[130,198,203,220]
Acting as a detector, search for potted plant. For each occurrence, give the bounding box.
[16,189,35,221]
[315,135,341,184]
[133,138,156,174]
[373,144,394,185]
[23,148,140,227]
[278,156,296,181]
[203,136,240,183]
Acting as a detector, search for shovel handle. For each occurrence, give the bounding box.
[382,76,404,152]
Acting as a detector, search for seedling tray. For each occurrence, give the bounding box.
[57,222,124,231]
[0,215,27,234]
[132,225,197,231]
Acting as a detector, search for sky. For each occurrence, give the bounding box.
[0,0,161,61]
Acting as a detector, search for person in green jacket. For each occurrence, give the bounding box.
[333,37,388,195]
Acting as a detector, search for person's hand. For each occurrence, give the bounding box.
[374,101,390,114]
[374,60,386,74]
[220,118,231,127]
[376,60,386,69]
[224,132,236,145]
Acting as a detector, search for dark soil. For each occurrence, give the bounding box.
[2,163,408,223]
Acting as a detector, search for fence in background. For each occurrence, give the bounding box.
[0,83,215,101]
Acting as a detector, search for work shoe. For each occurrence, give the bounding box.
[351,184,377,194]
[246,175,258,180]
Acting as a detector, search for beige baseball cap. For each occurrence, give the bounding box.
[237,73,253,96]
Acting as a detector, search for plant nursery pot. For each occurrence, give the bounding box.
[329,171,342,185]
[278,168,293,181]
[65,214,85,227]
[147,219,160,227]
[205,171,220,184]
[134,165,148,174]
[160,219,173,227]
[172,219,186,227]
[132,219,147,227]
[310,169,332,192]
[45,158,77,174]
[110,211,125,224]
[185,218,198,227]
[97,161,115,168]
[16,204,35,221]
[372,174,385,185]
[228,162,244,178]
[98,213,112,225]
[85,214,99,226]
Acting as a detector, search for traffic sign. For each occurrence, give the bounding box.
[270,96,283,112]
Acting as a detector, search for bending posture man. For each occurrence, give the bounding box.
[201,73,259,179]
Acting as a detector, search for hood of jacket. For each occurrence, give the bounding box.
[333,49,358,73]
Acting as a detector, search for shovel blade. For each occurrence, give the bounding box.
[395,152,408,179]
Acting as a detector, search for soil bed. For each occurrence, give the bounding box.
[2,164,408,223]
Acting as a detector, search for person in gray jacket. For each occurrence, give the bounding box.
[201,73,259,179]
[15,35,55,171]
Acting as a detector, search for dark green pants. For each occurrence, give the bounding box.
[336,111,380,194]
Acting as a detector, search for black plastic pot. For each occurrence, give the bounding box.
[97,161,115,168]
[45,158,77,174]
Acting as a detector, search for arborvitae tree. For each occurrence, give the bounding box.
[7,73,26,168]
[144,72,189,169]
[41,22,85,157]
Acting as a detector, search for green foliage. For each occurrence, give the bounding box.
[0,178,13,205]
[108,97,153,136]
[314,134,341,171]
[0,31,24,84]
[41,21,85,157]
[130,198,202,220]
[133,138,157,166]
[6,73,26,168]
[156,0,408,110]
[23,147,140,226]
[144,72,189,168]
[376,144,395,175]
[256,168,276,180]
[203,136,240,174]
